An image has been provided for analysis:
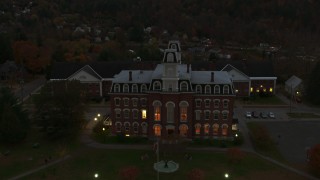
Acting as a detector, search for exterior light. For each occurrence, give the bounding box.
[98,113,101,117]
[296,91,299,95]
[102,128,105,131]
[94,173,99,178]
[260,85,263,88]
[250,87,253,92]
[235,134,238,137]
[94,117,97,121]
[125,134,130,137]
[224,173,229,178]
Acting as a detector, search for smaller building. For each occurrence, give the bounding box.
[285,75,303,97]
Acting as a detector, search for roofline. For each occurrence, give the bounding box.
[67,65,102,80]
[221,64,250,78]
[250,77,277,80]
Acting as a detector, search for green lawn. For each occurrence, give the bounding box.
[22,148,306,180]
[287,112,320,118]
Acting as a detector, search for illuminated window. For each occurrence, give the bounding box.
[263,88,266,92]
[256,89,260,93]
[222,124,228,136]
[179,125,188,137]
[260,85,263,88]
[154,106,161,121]
[269,88,273,92]
[154,125,161,136]
[195,124,201,135]
[250,87,253,92]
[180,107,187,121]
[213,124,219,135]
[141,109,147,119]
[235,89,239,93]
[204,124,210,135]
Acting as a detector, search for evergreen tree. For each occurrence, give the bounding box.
[305,61,320,105]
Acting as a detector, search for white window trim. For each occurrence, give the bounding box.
[195,85,202,94]
[141,84,147,92]
[204,110,211,120]
[214,85,220,94]
[114,97,121,106]
[204,99,211,108]
[213,110,220,120]
[223,85,229,94]
[132,84,138,93]
[123,84,129,92]
[114,84,120,92]
[153,81,161,91]
[205,85,211,94]
[180,81,188,92]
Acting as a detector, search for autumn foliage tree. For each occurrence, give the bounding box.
[187,168,205,180]
[308,144,320,177]
[118,166,139,180]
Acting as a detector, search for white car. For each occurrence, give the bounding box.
[246,111,252,118]
[268,112,275,118]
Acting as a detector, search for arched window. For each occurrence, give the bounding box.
[222,111,229,120]
[123,84,129,92]
[223,85,229,94]
[115,109,121,119]
[115,122,122,132]
[166,102,175,123]
[214,85,220,94]
[195,123,201,135]
[213,123,219,135]
[141,84,147,92]
[154,124,161,136]
[132,84,138,93]
[179,101,189,122]
[179,124,188,137]
[123,109,130,119]
[114,97,121,106]
[195,85,202,94]
[223,99,229,108]
[166,53,174,62]
[180,82,188,92]
[222,124,228,136]
[214,99,220,108]
[153,81,161,91]
[141,122,148,134]
[133,122,139,133]
[153,101,162,121]
[124,122,130,132]
[114,84,120,92]
[204,124,210,135]
[205,85,211,94]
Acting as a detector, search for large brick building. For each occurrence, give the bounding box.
[109,41,236,139]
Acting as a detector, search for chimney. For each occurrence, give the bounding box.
[187,64,190,73]
[211,72,214,82]
[129,71,132,81]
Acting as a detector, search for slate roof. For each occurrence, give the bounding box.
[191,71,232,84]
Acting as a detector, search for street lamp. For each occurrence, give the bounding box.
[94,173,99,178]
[224,173,229,178]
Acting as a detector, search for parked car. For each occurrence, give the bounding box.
[268,112,275,118]
[252,111,259,118]
[260,112,268,119]
[245,111,252,118]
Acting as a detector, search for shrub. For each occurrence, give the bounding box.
[308,144,320,177]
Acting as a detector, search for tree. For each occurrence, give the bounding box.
[308,144,320,177]
[187,168,205,180]
[0,33,13,63]
[0,88,29,144]
[33,80,87,140]
[305,61,320,105]
[118,166,139,180]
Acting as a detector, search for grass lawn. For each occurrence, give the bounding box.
[22,148,307,180]
[241,95,286,105]
[287,112,320,118]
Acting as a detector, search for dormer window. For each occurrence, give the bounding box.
[214,85,220,94]
[167,53,174,62]
[180,82,188,92]
[123,84,129,93]
[153,81,161,91]
[132,84,138,93]
[141,84,147,92]
[223,85,229,94]
[195,85,202,94]
[205,85,211,94]
[114,84,120,92]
